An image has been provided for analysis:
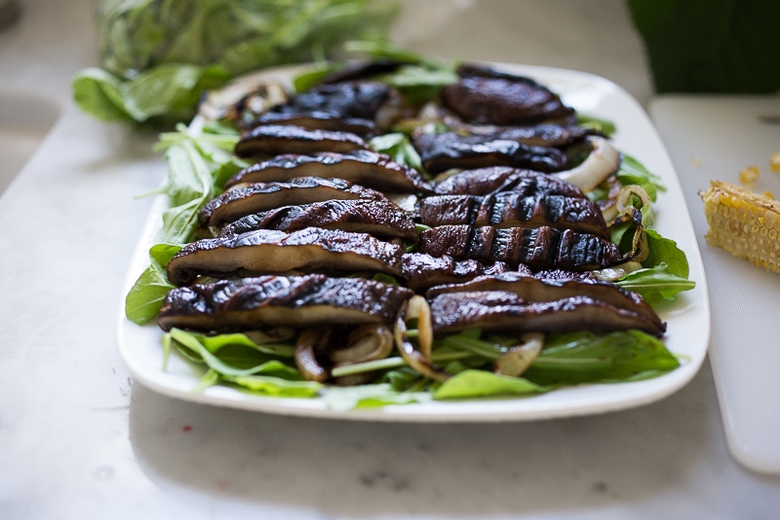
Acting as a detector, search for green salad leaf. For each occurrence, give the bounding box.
[125,243,180,324]
[617,153,665,203]
[435,371,550,400]
[161,327,681,408]
[75,0,401,127]
[124,123,239,324]
[324,384,432,411]
[523,330,680,386]
[616,229,695,305]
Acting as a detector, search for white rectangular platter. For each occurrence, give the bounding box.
[118,63,710,422]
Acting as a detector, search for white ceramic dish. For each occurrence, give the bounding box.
[117,63,710,422]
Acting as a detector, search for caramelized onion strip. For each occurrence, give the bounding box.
[294,328,331,382]
[494,333,545,377]
[394,297,450,383]
[553,136,620,193]
[329,324,394,365]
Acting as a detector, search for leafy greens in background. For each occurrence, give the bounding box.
[74,0,400,127]
[628,0,780,93]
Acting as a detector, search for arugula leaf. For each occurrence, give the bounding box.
[369,132,426,174]
[324,384,431,411]
[224,375,322,398]
[154,124,238,243]
[124,123,241,323]
[642,229,690,278]
[576,114,616,136]
[341,40,458,104]
[616,229,695,305]
[72,67,138,122]
[435,370,550,400]
[617,154,665,202]
[343,39,452,71]
[523,330,680,386]
[617,262,696,306]
[153,324,684,409]
[168,328,300,379]
[124,243,181,324]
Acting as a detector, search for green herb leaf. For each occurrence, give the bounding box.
[576,114,616,136]
[617,262,696,306]
[523,330,680,386]
[435,370,550,400]
[323,384,431,411]
[71,67,136,122]
[369,132,426,174]
[617,154,665,202]
[224,374,322,398]
[124,243,181,324]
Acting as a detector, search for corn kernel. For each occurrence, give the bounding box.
[740,165,760,184]
[771,152,780,173]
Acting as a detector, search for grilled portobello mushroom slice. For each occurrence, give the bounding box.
[198,177,387,229]
[235,125,371,158]
[418,192,609,239]
[428,291,663,337]
[218,199,418,242]
[167,227,404,286]
[440,63,575,125]
[158,274,414,333]
[417,224,628,272]
[225,150,432,194]
[425,271,665,336]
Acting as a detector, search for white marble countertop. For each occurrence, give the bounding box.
[1,1,779,518]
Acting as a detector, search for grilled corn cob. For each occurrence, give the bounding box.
[700,180,780,273]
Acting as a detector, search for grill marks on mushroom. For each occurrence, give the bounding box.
[225,150,432,193]
[253,81,400,137]
[412,131,568,174]
[199,177,388,229]
[417,192,609,239]
[218,199,418,241]
[417,224,626,272]
[425,272,665,337]
[166,227,404,286]
[464,123,598,148]
[158,274,414,333]
[401,252,515,292]
[433,166,587,198]
[235,125,371,159]
[428,291,660,337]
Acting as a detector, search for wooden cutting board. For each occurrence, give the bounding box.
[650,94,780,474]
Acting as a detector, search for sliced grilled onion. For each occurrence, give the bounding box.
[329,324,394,365]
[494,333,545,377]
[295,327,331,382]
[329,324,395,386]
[553,136,620,193]
[394,296,449,383]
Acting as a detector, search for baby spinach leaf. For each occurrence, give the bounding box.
[124,243,181,324]
[435,370,550,400]
[523,330,680,386]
